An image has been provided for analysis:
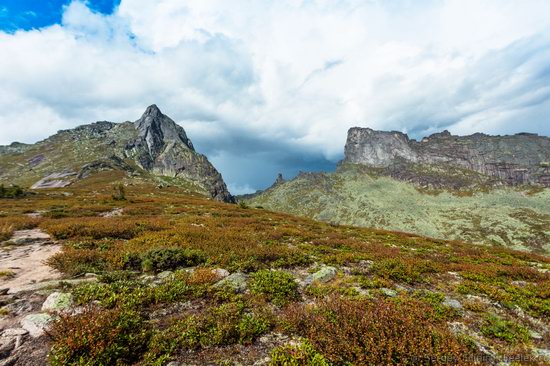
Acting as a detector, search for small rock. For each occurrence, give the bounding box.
[157,271,174,280]
[166,362,180,366]
[305,266,337,285]
[42,292,73,312]
[443,297,463,309]
[511,280,528,287]
[1,328,28,337]
[213,268,230,279]
[533,348,550,359]
[352,286,370,296]
[21,313,52,338]
[529,330,543,340]
[214,272,248,293]
[359,260,373,267]
[84,273,98,278]
[0,289,9,296]
[380,288,397,297]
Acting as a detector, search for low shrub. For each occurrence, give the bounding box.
[141,248,206,273]
[0,184,24,198]
[250,270,299,306]
[480,314,530,345]
[270,341,329,366]
[41,217,169,240]
[283,296,475,365]
[46,248,109,276]
[371,258,439,284]
[0,224,13,242]
[48,306,150,366]
[144,302,272,363]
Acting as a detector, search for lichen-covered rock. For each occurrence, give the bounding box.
[214,272,248,293]
[443,297,463,309]
[305,266,337,285]
[213,268,230,279]
[41,292,73,312]
[380,288,397,297]
[20,313,52,338]
[344,128,550,187]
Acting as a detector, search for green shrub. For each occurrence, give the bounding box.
[49,306,150,366]
[144,302,272,363]
[141,248,206,273]
[0,184,24,198]
[250,270,299,306]
[270,341,329,366]
[112,183,126,201]
[481,314,530,345]
[46,248,109,276]
[371,258,437,284]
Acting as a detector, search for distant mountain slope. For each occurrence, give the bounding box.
[0,105,234,202]
[246,129,550,253]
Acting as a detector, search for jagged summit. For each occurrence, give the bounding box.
[134,104,195,157]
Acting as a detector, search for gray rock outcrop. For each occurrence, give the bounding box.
[126,105,234,202]
[344,128,550,186]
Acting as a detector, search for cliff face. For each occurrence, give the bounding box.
[126,105,234,202]
[344,128,550,186]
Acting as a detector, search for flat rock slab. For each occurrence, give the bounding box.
[8,229,50,245]
[0,230,61,294]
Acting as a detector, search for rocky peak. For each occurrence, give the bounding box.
[274,173,285,186]
[344,127,550,186]
[134,104,194,159]
[127,105,234,202]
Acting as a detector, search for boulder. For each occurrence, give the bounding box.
[214,272,247,293]
[305,266,337,285]
[443,297,463,309]
[213,268,230,279]
[20,313,52,338]
[380,288,397,297]
[41,292,73,312]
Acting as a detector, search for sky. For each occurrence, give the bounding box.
[0,0,549,194]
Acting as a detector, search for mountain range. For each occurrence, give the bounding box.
[1,107,549,252]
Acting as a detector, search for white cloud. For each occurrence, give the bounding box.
[1,0,550,190]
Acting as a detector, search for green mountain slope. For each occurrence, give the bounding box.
[246,164,550,253]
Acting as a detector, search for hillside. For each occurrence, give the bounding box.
[0,180,548,365]
[0,105,234,203]
[246,129,550,254]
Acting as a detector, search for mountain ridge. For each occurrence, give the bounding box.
[344,127,550,187]
[0,105,235,203]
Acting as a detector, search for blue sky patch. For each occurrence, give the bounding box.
[0,0,119,32]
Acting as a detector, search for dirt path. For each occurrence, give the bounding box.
[0,229,61,294]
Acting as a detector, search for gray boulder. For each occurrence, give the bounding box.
[41,292,73,312]
[20,313,52,338]
[214,272,248,293]
[305,266,337,285]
